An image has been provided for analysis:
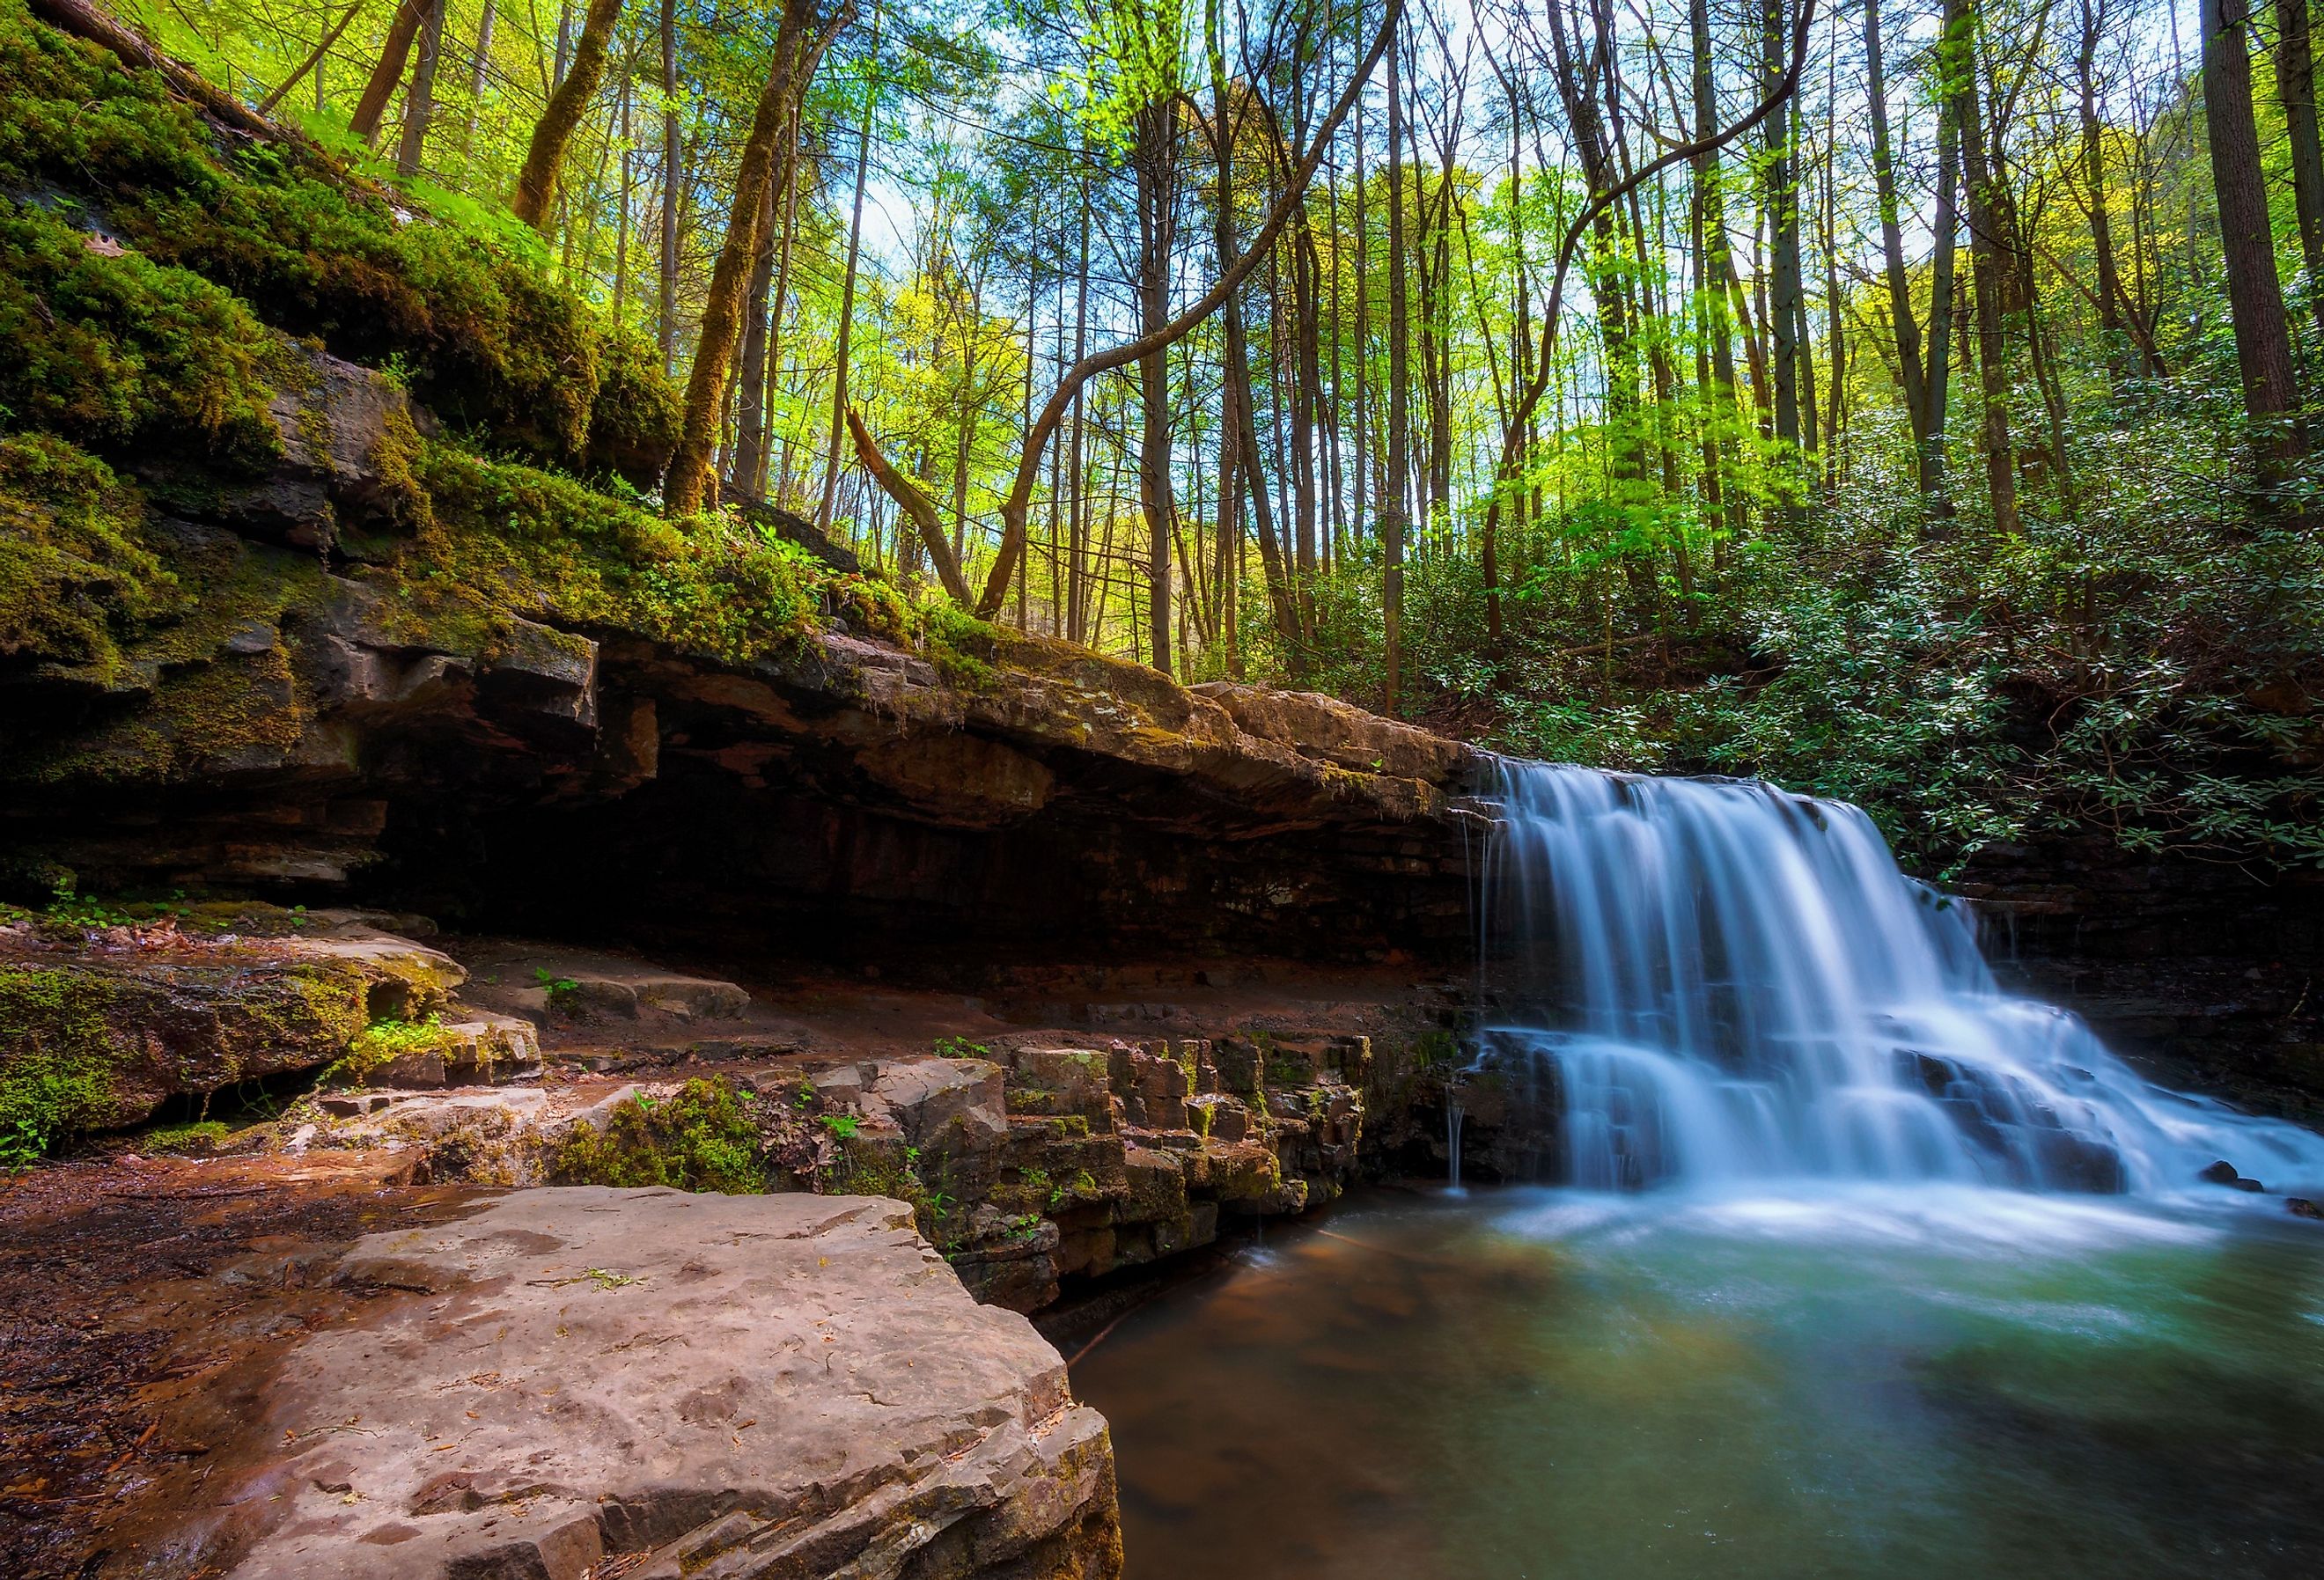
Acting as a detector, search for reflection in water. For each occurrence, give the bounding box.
[1073,1188,2324,1580]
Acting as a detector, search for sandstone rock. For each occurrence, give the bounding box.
[217,1188,1121,1580]
[856,732,1056,827]
[206,350,424,555]
[1192,681,1473,784]
[0,925,458,1129]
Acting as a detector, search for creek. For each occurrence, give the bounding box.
[1074,762,2324,1576]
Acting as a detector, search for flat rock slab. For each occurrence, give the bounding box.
[218,1187,1121,1580]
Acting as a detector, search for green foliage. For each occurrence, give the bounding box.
[548,1077,772,1194]
[932,1035,992,1061]
[142,1119,229,1154]
[533,967,582,1011]
[401,445,825,661]
[0,965,122,1165]
[820,1112,860,1139]
[330,1013,455,1084]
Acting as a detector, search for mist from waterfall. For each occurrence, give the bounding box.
[1474,759,2324,1196]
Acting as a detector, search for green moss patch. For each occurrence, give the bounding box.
[548,1077,775,1194]
[0,433,185,681]
[0,0,676,482]
[0,965,123,1166]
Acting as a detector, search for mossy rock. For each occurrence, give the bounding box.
[0,952,375,1157]
[548,1077,776,1194]
[0,0,679,483]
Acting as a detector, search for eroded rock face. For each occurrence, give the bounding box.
[216,1188,1122,1580]
[0,914,482,1128]
[4,423,1484,963]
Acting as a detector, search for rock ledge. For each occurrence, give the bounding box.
[213,1187,1122,1580]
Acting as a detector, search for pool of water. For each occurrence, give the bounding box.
[1070,1186,2324,1579]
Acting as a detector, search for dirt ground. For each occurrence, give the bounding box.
[0,1153,478,1579]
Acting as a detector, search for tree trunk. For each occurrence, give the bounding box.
[464,0,496,135]
[2077,0,2131,378]
[1069,177,1092,643]
[393,0,445,178]
[350,0,427,143]
[819,2,880,527]
[731,178,780,494]
[1925,69,1958,491]
[1383,13,1409,715]
[1762,0,1800,451]
[848,410,971,601]
[2278,0,2324,343]
[1691,0,1746,544]
[666,0,842,517]
[1867,0,1944,503]
[2206,0,2307,463]
[1134,92,1181,674]
[1946,0,2019,535]
[657,0,680,371]
[512,0,621,227]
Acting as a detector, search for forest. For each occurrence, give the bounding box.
[11,0,2324,872]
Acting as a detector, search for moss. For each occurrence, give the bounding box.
[32,644,307,783]
[833,1135,957,1246]
[0,0,679,479]
[142,1119,228,1154]
[585,327,684,487]
[0,433,184,680]
[0,199,285,470]
[328,1012,456,1086]
[548,1077,772,1194]
[0,965,122,1165]
[393,444,824,662]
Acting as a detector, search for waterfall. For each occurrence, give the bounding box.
[1475,759,2324,1195]
[1445,1086,1466,1194]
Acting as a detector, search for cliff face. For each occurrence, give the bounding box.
[0,349,1482,963]
[1958,839,2324,1122]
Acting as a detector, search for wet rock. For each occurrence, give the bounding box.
[2197,1158,2265,1191]
[218,1188,1122,1580]
[0,917,467,1129]
[2289,1197,2323,1220]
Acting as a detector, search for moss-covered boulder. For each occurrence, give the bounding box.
[0,917,467,1159]
[0,0,678,485]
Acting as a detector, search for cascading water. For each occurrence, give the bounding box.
[1475,758,2324,1196]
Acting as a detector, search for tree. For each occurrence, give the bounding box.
[666,0,849,517]
[349,0,429,143]
[512,0,626,228]
[2203,0,2306,466]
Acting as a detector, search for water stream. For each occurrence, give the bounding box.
[1075,762,2324,1577]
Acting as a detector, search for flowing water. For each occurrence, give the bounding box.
[1074,762,2324,1577]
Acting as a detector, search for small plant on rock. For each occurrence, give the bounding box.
[328,1013,454,1086]
[533,967,583,1012]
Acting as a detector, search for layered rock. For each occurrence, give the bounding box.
[1958,836,2324,1119]
[1,347,1482,967]
[203,1188,1121,1580]
[0,910,526,1132]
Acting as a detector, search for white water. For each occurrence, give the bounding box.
[1475,760,2324,1197]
